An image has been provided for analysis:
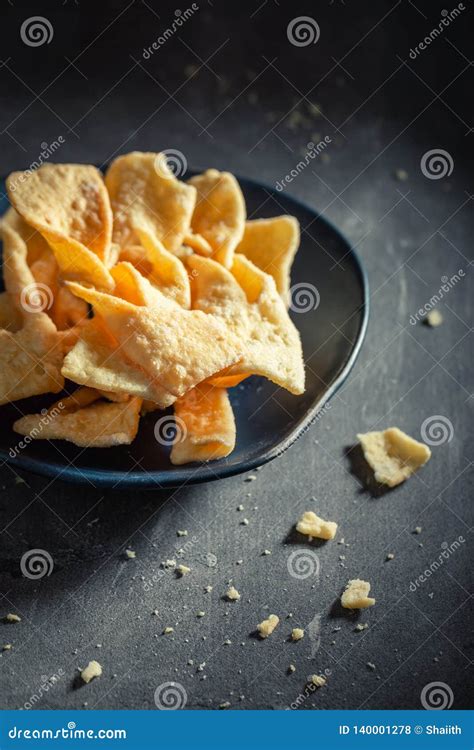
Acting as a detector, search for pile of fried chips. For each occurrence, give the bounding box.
[0,153,305,464]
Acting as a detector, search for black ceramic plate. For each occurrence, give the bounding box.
[0,172,368,488]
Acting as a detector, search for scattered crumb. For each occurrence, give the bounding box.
[2,644,12,651]
[394,168,409,181]
[424,310,443,327]
[237,504,244,511]
[296,510,337,540]
[124,549,136,559]
[187,659,194,665]
[236,559,243,565]
[241,518,249,526]
[162,559,176,569]
[358,428,431,487]
[163,627,174,635]
[257,614,279,638]
[386,553,395,561]
[366,662,376,671]
[288,664,296,673]
[310,674,326,688]
[354,623,368,632]
[152,609,159,616]
[341,580,376,609]
[80,660,102,684]
[414,527,422,534]
[223,639,232,646]
[291,628,305,641]
[15,476,26,485]
[204,585,213,593]
[219,701,231,709]
[196,611,206,618]
[5,614,21,623]
[177,564,191,576]
[197,662,206,672]
[177,530,188,537]
[226,586,241,601]
[245,475,257,482]
[338,538,345,545]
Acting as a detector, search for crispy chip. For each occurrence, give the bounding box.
[358,428,431,487]
[188,254,305,394]
[6,164,114,290]
[13,391,142,448]
[62,318,175,407]
[52,285,89,331]
[0,292,22,332]
[135,227,191,308]
[2,207,52,266]
[119,244,153,275]
[170,382,236,465]
[111,262,162,308]
[66,282,243,399]
[1,217,38,309]
[183,231,213,257]
[236,216,300,304]
[105,152,196,253]
[0,314,64,405]
[188,169,246,267]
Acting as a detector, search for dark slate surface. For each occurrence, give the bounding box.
[0,0,472,710]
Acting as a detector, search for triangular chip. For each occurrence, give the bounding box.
[111,262,163,308]
[13,391,142,448]
[0,313,64,405]
[188,254,305,394]
[188,169,245,267]
[65,282,242,399]
[183,231,213,257]
[236,216,300,304]
[105,152,196,253]
[135,227,191,308]
[358,428,431,487]
[62,318,175,407]
[170,382,236,465]
[6,164,114,290]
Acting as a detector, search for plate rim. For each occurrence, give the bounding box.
[0,172,369,488]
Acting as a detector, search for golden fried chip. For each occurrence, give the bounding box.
[0,292,22,332]
[188,254,305,394]
[135,227,191,308]
[183,231,213,257]
[2,207,52,266]
[119,244,153,275]
[62,318,176,407]
[105,152,196,253]
[66,282,242,398]
[6,164,114,290]
[188,169,245,267]
[52,285,89,331]
[111,262,162,308]
[13,392,142,448]
[0,314,64,405]
[358,428,431,487]
[1,219,38,309]
[170,382,236,465]
[236,216,300,304]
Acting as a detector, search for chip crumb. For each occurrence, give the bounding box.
[219,701,231,709]
[80,660,102,684]
[366,662,376,671]
[262,549,272,556]
[296,510,338,540]
[354,623,368,632]
[291,628,304,641]
[288,663,296,673]
[310,674,326,688]
[152,609,159,616]
[241,518,249,526]
[341,579,376,610]
[245,475,257,482]
[237,504,244,511]
[386,553,395,561]
[226,586,241,601]
[414,526,422,534]
[394,168,409,181]
[257,614,279,638]
[176,564,191,576]
[204,585,213,593]
[5,613,21,623]
[196,611,206,618]
[2,643,12,651]
[197,662,206,672]
[424,310,443,327]
[177,530,188,537]
[358,428,431,487]
[223,638,232,645]
[162,559,176,569]
[163,627,174,635]
[124,549,136,559]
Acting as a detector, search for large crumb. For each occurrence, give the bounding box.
[358,427,431,487]
[310,674,326,688]
[226,586,241,601]
[341,579,375,609]
[5,613,21,623]
[257,614,279,638]
[291,628,305,641]
[124,549,136,559]
[80,660,102,684]
[296,510,337,540]
[163,627,174,635]
[177,564,191,576]
[424,310,443,327]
